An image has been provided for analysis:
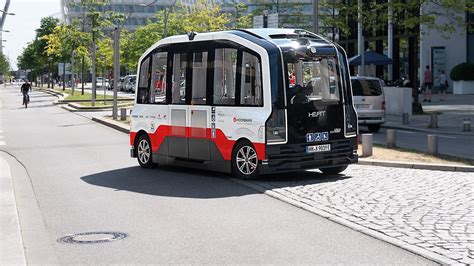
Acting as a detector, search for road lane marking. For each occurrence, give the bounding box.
[0,141,5,146]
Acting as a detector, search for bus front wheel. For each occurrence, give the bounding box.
[232,141,259,179]
[136,134,156,168]
[319,165,348,175]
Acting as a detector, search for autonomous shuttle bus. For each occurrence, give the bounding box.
[130,29,358,179]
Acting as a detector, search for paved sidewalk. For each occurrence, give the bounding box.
[240,165,474,265]
[0,155,26,264]
[384,94,474,136]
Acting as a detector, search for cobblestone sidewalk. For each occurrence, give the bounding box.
[245,165,474,264]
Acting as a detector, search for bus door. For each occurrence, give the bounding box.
[168,52,189,159]
[188,51,210,161]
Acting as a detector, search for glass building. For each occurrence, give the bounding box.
[60,0,195,31]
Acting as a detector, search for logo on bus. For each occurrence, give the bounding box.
[306,132,329,142]
[233,117,253,123]
[308,111,326,118]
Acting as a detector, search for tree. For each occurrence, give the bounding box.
[0,53,10,76]
[18,42,40,84]
[182,0,232,32]
[44,23,91,90]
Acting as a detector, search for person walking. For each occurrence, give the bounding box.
[438,70,447,101]
[422,65,433,102]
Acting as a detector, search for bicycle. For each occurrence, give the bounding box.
[23,93,30,108]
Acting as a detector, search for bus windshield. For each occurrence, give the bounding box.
[287,57,341,105]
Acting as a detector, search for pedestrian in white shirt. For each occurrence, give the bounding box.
[438,70,447,101]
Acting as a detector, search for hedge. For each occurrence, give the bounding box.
[450,63,474,81]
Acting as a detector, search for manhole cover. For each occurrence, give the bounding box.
[57,231,127,244]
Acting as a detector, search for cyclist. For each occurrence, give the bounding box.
[21,80,31,108]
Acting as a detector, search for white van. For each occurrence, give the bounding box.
[351,76,385,133]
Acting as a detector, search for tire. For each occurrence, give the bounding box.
[320,165,348,175]
[136,134,156,168]
[368,124,381,133]
[232,141,259,179]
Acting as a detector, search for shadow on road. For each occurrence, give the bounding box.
[81,166,258,199]
[81,165,351,199]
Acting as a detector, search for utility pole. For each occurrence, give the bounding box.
[313,0,319,34]
[113,27,119,120]
[357,0,365,76]
[388,0,393,81]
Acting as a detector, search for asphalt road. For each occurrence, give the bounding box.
[360,127,474,160]
[0,85,434,264]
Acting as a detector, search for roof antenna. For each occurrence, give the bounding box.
[187,31,197,41]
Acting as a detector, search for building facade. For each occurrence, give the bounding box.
[60,0,194,31]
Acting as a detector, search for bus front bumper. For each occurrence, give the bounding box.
[260,139,358,175]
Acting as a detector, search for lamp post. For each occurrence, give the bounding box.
[48,58,52,88]
[112,0,157,120]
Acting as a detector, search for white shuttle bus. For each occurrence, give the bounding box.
[130,29,358,179]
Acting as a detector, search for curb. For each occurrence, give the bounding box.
[358,158,474,172]
[92,116,129,134]
[0,155,26,264]
[68,102,133,111]
[382,124,473,136]
[232,178,459,266]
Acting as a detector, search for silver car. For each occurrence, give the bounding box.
[351,76,385,133]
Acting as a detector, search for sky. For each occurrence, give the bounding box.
[2,0,61,70]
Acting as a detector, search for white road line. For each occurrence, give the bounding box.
[0,141,5,146]
[396,130,459,139]
[396,130,416,134]
[437,135,458,139]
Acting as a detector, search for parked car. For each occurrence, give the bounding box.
[350,76,385,133]
[124,75,137,93]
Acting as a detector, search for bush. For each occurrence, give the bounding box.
[450,63,474,81]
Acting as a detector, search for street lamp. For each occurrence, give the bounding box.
[0,10,15,15]
[112,0,157,120]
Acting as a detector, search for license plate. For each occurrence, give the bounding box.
[356,104,370,109]
[306,144,331,153]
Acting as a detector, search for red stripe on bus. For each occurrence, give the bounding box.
[130,126,266,161]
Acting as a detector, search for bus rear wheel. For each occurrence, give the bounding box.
[319,165,348,175]
[232,141,259,179]
[136,134,156,169]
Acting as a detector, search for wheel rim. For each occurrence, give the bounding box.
[236,145,258,175]
[137,139,151,164]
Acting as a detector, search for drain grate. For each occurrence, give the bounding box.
[57,231,127,244]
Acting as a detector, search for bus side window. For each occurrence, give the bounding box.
[191,51,208,105]
[213,48,237,105]
[150,52,168,104]
[137,57,150,104]
[240,52,262,106]
[171,53,187,104]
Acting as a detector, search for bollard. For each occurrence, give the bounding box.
[402,113,409,125]
[387,129,397,148]
[120,108,127,121]
[430,113,438,128]
[427,134,438,155]
[362,134,373,157]
[463,118,471,132]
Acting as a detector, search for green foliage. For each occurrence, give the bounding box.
[450,63,474,81]
[0,53,10,75]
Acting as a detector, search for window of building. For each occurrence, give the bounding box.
[171,53,187,104]
[137,57,150,104]
[191,51,208,105]
[213,48,237,105]
[150,52,167,104]
[240,52,263,106]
